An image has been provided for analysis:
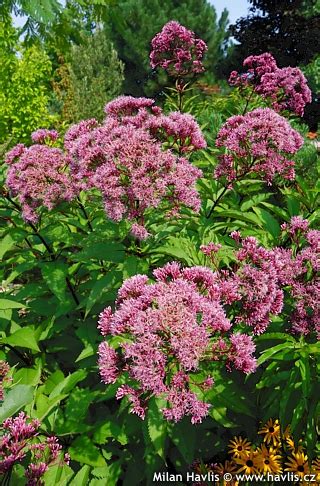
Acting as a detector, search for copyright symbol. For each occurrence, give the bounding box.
[223,472,233,482]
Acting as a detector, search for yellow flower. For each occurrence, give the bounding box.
[215,460,238,475]
[312,458,320,473]
[256,444,282,474]
[283,425,291,440]
[235,450,260,475]
[286,436,305,453]
[285,451,309,479]
[258,419,281,447]
[312,458,320,483]
[228,436,252,457]
[215,461,239,486]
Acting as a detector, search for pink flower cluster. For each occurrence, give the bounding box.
[228,235,284,334]
[150,21,207,77]
[228,218,319,338]
[229,52,311,116]
[31,129,59,144]
[6,96,205,235]
[66,96,204,238]
[0,412,69,485]
[104,95,207,153]
[275,217,320,337]
[98,262,257,424]
[215,108,303,184]
[5,139,75,223]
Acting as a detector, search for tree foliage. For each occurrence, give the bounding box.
[0,13,54,145]
[55,30,125,123]
[229,0,320,67]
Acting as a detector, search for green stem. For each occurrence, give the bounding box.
[77,197,93,232]
[206,186,229,218]
[1,343,32,366]
[242,86,255,115]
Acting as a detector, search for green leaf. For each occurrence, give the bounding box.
[286,195,300,216]
[14,363,42,386]
[0,233,15,259]
[34,393,68,421]
[170,420,196,464]
[0,299,25,309]
[85,272,116,317]
[69,436,106,467]
[257,343,294,366]
[49,370,87,398]
[73,242,125,263]
[69,465,91,486]
[0,384,34,422]
[93,420,128,445]
[296,355,311,398]
[42,463,74,486]
[147,397,167,459]
[253,207,280,238]
[255,333,296,343]
[41,262,68,301]
[4,326,40,352]
[210,406,236,428]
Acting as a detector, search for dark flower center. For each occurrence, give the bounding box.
[237,446,243,451]
[246,460,254,467]
[264,459,270,465]
[269,427,274,433]
[298,465,305,472]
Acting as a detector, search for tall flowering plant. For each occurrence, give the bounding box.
[1,18,318,486]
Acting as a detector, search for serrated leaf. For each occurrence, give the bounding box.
[170,420,196,464]
[49,370,87,398]
[69,436,106,467]
[0,233,15,259]
[0,384,34,422]
[0,299,25,309]
[147,397,167,459]
[69,465,91,486]
[257,343,294,366]
[41,262,68,301]
[4,326,40,352]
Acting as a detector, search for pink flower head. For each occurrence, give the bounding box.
[272,224,320,338]
[281,216,309,236]
[5,144,26,165]
[227,333,257,374]
[257,66,312,116]
[67,118,202,238]
[150,21,207,77]
[243,53,278,79]
[228,53,311,116]
[0,412,67,483]
[229,53,277,87]
[147,111,207,153]
[31,129,59,144]
[5,144,76,223]
[97,261,258,423]
[103,96,206,154]
[104,95,156,119]
[215,108,303,185]
[200,242,222,256]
